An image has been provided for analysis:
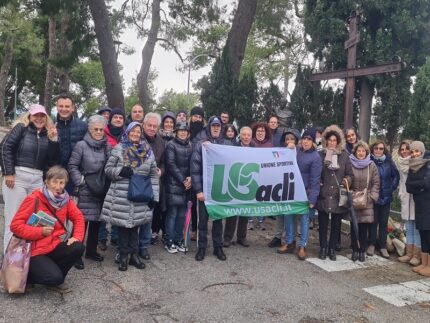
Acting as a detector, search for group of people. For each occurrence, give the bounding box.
[1,95,430,293]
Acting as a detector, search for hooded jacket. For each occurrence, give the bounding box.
[370,154,399,205]
[316,125,354,214]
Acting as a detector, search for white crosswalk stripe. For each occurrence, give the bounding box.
[363,279,430,307]
[306,255,391,272]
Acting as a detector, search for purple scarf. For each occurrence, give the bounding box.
[350,154,371,169]
[42,185,70,210]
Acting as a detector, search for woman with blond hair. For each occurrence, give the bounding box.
[0,104,59,252]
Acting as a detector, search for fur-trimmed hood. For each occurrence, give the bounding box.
[321,125,345,151]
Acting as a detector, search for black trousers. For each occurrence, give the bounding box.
[28,242,85,287]
[197,201,223,249]
[85,221,101,256]
[369,203,390,249]
[191,193,198,232]
[117,226,139,256]
[351,223,371,252]
[151,203,166,235]
[224,216,248,242]
[318,211,343,249]
[420,230,430,253]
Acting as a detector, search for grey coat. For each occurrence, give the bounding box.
[351,162,380,223]
[68,133,111,221]
[100,143,159,228]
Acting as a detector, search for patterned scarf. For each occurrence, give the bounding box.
[121,122,152,168]
[42,185,70,210]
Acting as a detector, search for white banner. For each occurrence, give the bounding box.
[202,144,309,219]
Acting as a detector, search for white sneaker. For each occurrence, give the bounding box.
[175,241,188,253]
[165,243,178,254]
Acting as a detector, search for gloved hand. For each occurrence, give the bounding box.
[148,200,156,210]
[119,166,133,178]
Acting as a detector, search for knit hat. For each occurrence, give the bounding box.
[97,106,111,115]
[109,108,125,124]
[190,106,204,118]
[302,128,317,143]
[410,141,426,155]
[176,109,187,117]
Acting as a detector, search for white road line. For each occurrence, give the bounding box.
[306,255,391,272]
[363,279,430,307]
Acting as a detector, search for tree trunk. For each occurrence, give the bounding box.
[88,0,124,109]
[58,13,71,95]
[225,0,258,79]
[137,0,161,109]
[43,17,57,114]
[358,78,374,142]
[0,36,13,126]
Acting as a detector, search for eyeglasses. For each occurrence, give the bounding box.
[92,128,104,132]
[374,146,385,151]
[400,148,410,151]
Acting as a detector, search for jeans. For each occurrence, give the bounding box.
[165,205,187,243]
[98,223,118,242]
[28,242,85,286]
[284,212,310,247]
[118,227,139,256]
[197,200,223,249]
[139,222,152,250]
[405,220,421,247]
[370,203,391,249]
[318,211,343,249]
[273,216,284,239]
[2,167,43,253]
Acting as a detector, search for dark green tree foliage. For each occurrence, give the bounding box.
[403,58,430,147]
[200,49,235,118]
[258,82,288,122]
[289,65,344,131]
[303,0,430,141]
[234,69,258,127]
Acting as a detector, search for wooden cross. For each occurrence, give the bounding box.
[309,11,403,133]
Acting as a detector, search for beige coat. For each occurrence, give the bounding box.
[398,157,415,221]
[350,162,380,223]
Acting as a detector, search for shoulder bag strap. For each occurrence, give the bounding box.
[45,203,68,232]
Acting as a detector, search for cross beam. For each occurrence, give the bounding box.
[309,62,403,82]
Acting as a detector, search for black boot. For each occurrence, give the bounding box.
[213,247,226,261]
[195,248,206,261]
[328,249,336,261]
[351,251,358,262]
[118,254,128,271]
[318,248,327,260]
[74,258,85,270]
[129,254,145,269]
[358,252,365,262]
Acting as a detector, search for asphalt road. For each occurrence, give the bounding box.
[1,210,430,323]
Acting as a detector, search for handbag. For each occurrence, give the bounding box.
[83,142,110,198]
[352,166,370,210]
[0,197,37,293]
[127,173,154,203]
[333,171,349,208]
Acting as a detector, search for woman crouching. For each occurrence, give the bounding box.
[10,166,85,293]
[101,122,159,271]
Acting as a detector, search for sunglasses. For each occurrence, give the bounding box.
[374,146,385,151]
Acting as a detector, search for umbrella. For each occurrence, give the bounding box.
[346,182,360,251]
[183,200,193,254]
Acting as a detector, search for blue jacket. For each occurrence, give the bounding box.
[56,116,87,167]
[371,154,400,205]
[297,147,322,206]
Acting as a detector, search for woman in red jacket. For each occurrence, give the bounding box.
[10,166,85,292]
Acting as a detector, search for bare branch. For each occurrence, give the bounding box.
[156,37,185,63]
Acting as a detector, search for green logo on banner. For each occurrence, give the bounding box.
[211,163,259,202]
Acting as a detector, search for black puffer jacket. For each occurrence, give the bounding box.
[191,128,224,194]
[406,156,430,230]
[165,137,192,206]
[56,116,87,167]
[0,123,60,175]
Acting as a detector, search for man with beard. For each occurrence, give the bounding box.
[104,108,126,147]
[191,116,226,261]
[188,106,205,240]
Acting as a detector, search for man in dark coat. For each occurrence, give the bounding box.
[191,116,227,261]
[139,112,165,260]
[55,94,87,194]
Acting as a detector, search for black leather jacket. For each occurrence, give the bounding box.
[0,123,60,175]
